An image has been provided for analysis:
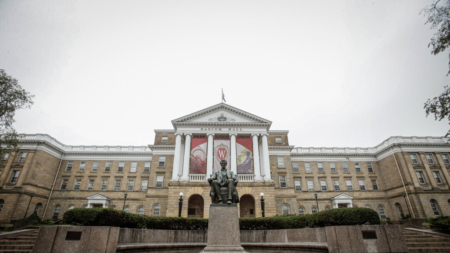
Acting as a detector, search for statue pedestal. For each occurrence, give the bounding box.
[201,204,246,253]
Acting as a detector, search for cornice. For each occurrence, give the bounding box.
[269,146,295,151]
[148,145,176,150]
[173,122,270,127]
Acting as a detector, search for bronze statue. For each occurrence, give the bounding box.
[208,160,239,204]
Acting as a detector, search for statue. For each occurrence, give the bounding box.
[208,160,239,204]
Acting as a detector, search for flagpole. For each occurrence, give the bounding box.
[221,88,223,103]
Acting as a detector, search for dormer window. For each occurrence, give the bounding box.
[161,137,168,143]
[275,137,282,144]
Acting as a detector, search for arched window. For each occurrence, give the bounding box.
[298,206,305,215]
[0,199,4,212]
[34,203,42,213]
[137,206,144,215]
[430,199,441,216]
[124,206,130,213]
[325,205,331,210]
[111,205,116,210]
[312,206,318,213]
[282,204,290,215]
[52,206,60,220]
[365,204,371,209]
[378,205,386,220]
[395,203,404,218]
[353,205,358,208]
[68,205,74,210]
[82,205,87,208]
[153,204,160,216]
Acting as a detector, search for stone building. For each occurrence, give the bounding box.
[0,103,449,221]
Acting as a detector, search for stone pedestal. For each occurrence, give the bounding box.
[201,204,246,252]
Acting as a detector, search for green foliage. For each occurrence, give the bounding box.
[425,216,450,230]
[63,207,379,230]
[26,211,42,223]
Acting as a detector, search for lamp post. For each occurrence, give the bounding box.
[402,192,411,217]
[123,193,128,211]
[178,192,183,217]
[260,193,265,217]
[24,192,35,219]
[314,193,319,212]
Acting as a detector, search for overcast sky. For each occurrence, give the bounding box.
[0,0,448,148]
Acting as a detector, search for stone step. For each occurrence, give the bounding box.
[403,235,434,238]
[406,238,449,243]
[0,245,34,250]
[407,242,450,247]
[0,250,32,253]
[0,241,35,245]
[408,247,450,252]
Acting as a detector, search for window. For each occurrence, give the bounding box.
[188,208,196,215]
[73,179,81,190]
[68,205,74,210]
[282,204,290,215]
[279,176,287,188]
[365,204,371,209]
[430,199,441,216]
[87,179,94,190]
[66,162,73,172]
[101,179,108,191]
[292,162,299,173]
[433,171,443,184]
[320,180,327,191]
[395,203,404,218]
[156,175,163,188]
[82,205,87,208]
[426,154,434,164]
[127,179,135,191]
[307,180,314,191]
[312,206,318,213]
[330,163,336,173]
[60,179,68,190]
[317,163,324,173]
[92,162,99,172]
[161,136,168,143]
[18,152,27,162]
[277,157,285,168]
[118,162,125,172]
[416,171,426,184]
[371,180,379,190]
[275,137,282,144]
[141,179,148,191]
[325,205,331,210]
[124,206,130,213]
[0,199,4,212]
[34,203,42,213]
[298,206,305,214]
[78,162,86,172]
[346,180,353,191]
[111,206,116,210]
[333,180,340,191]
[138,206,144,215]
[305,163,311,173]
[367,162,374,173]
[442,154,450,164]
[144,162,150,172]
[378,205,386,220]
[354,162,361,173]
[52,206,60,220]
[104,162,112,172]
[410,154,418,164]
[114,180,121,191]
[158,156,166,167]
[130,162,137,172]
[294,180,301,191]
[10,170,20,184]
[342,162,349,173]
[1,153,9,162]
[358,180,366,191]
[153,204,160,216]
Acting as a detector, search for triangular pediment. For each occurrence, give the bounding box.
[331,193,353,200]
[172,103,272,126]
[86,193,110,200]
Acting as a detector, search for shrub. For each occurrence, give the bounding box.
[425,216,450,230]
[63,208,103,225]
[26,211,42,223]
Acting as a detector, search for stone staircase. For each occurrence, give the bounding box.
[403,228,450,252]
[0,229,39,253]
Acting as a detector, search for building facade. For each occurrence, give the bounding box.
[0,103,449,221]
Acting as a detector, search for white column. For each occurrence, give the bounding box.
[206,133,214,178]
[181,133,192,181]
[259,139,265,179]
[261,134,272,181]
[171,133,182,181]
[252,134,261,181]
[230,134,237,174]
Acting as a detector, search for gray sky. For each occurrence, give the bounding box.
[0,0,448,148]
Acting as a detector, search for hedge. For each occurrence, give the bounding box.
[425,216,450,230]
[63,207,380,230]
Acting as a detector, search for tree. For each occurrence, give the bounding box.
[0,69,34,162]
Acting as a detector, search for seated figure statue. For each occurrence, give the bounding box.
[207,160,239,204]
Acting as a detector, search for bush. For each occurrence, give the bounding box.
[425,216,450,230]
[63,207,379,230]
[26,211,42,223]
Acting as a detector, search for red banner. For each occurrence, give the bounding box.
[190,138,207,174]
[236,138,253,174]
[214,139,230,172]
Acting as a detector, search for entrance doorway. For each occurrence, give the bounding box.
[338,203,348,208]
[240,195,255,218]
[188,194,204,218]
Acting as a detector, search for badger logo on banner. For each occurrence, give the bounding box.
[213,139,230,172]
[237,138,253,174]
[190,138,207,174]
